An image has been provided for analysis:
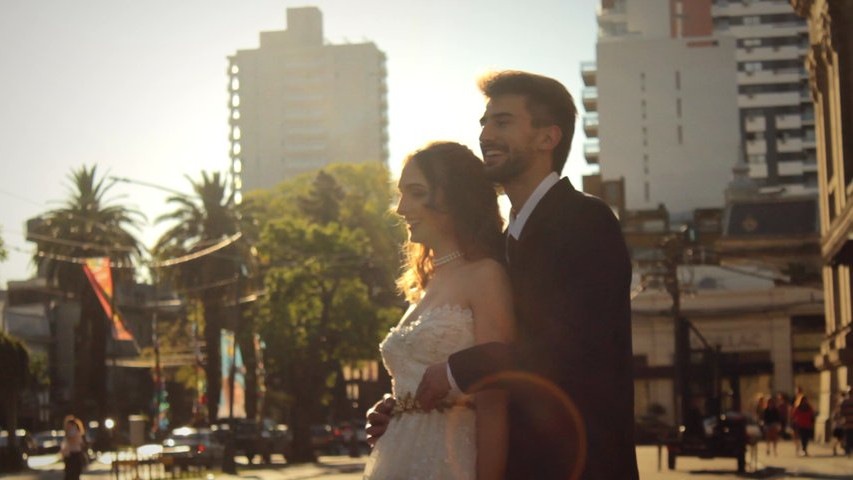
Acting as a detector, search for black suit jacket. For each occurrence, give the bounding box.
[449,178,639,480]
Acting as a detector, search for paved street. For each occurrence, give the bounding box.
[3,440,852,479]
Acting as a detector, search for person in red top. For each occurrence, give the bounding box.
[791,396,816,456]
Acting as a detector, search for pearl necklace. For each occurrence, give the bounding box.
[433,251,463,267]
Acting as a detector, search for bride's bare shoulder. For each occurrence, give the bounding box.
[465,257,508,278]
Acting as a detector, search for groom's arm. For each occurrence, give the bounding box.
[416,342,515,410]
[448,341,515,392]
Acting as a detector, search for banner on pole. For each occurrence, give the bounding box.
[218,330,246,418]
[82,257,135,341]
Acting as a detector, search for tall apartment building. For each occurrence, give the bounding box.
[583,0,817,216]
[711,0,817,193]
[584,0,740,216]
[228,7,388,197]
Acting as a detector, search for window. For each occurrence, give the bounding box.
[743,16,760,25]
[677,125,683,144]
[644,182,650,202]
[743,38,762,47]
[676,98,682,117]
[675,71,681,90]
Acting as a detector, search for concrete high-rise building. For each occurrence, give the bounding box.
[583,1,817,216]
[227,7,388,197]
[584,0,740,215]
[711,0,817,194]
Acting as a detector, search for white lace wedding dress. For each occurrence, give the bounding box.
[363,304,477,479]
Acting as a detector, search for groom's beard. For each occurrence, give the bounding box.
[482,145,534,183]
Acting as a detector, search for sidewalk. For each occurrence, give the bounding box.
[638,439,853,479]
[4,440,852,479]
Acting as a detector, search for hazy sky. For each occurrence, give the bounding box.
[0,0,599,286]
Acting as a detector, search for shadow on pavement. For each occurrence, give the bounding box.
[688,467,853,479]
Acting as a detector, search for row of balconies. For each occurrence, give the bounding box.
[722,23,808,38]
[736,44,806,62]
[581,61,596,87]
[737,91,810,108]
[582,87,597,112]
[711,1,804,18]
[745,113,805,132]
[745,136,816,155]
[737,69,805,85]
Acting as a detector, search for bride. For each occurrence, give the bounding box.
[363,141,515,480]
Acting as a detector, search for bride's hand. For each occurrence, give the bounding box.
[365,394,395,447]
[416,362,451,411]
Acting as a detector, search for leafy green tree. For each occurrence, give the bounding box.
[154,171,256,423]
[0,228,7,261]
[0,331,29,470]
[29,165,143,420]
[252,164,404,462]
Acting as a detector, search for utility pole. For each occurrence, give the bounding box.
[661,234,690,426]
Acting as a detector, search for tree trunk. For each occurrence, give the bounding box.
[203,296,222,424]
[86,286,108,422]
[237,324,258,420]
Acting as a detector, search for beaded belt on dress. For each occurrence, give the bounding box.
[391,392,475,417]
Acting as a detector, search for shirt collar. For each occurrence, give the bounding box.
[507,172,560,239]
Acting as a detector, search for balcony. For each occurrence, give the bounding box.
[581,61,597,87]
[583,139,600,165]
[775,114,802,130]
[745,116,766,132]
[777,137,803,153]
[736,45,804,62]
[737,70,802,85]
[749,163,769,179]
[746,139,767,155]
[727,23,807,39]
[777,161,804,177]
[583,113,599,137]
[582,87,598,112]
[711,1,799,17]
[738,91,800,108]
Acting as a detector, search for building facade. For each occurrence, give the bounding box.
[585,0,741,215]
[792,0,853,442]
[584,0,819,214]
[632,267,823,426]
[228,7,388,197]
[712,0,818,193]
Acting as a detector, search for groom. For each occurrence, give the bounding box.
[368,71,639,479]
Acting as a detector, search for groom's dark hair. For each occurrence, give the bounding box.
[478,71,577,173]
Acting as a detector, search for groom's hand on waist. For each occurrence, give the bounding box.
[365,394,395,447]
[416,362,451,411]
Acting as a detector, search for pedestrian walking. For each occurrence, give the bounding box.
[762,396,782,456]
[791,396,816,456]
[60,416,87,480]
[776,392,791,439]
[840,388,853,456]
[830,392,845,455]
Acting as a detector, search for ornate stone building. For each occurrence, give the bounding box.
[791,0,853,441]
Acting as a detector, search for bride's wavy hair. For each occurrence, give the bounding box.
[396,141,504,302]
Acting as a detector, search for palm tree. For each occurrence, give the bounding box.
[154,171,255,423]
[29,165,143,421]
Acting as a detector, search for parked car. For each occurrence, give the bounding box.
[665,413,748,473]
[0,430,35,471]
[32,430,64,455]
[213,418,288,464]
[310,424,336,453]
[161,427,225,469]
[260,420,292,462]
